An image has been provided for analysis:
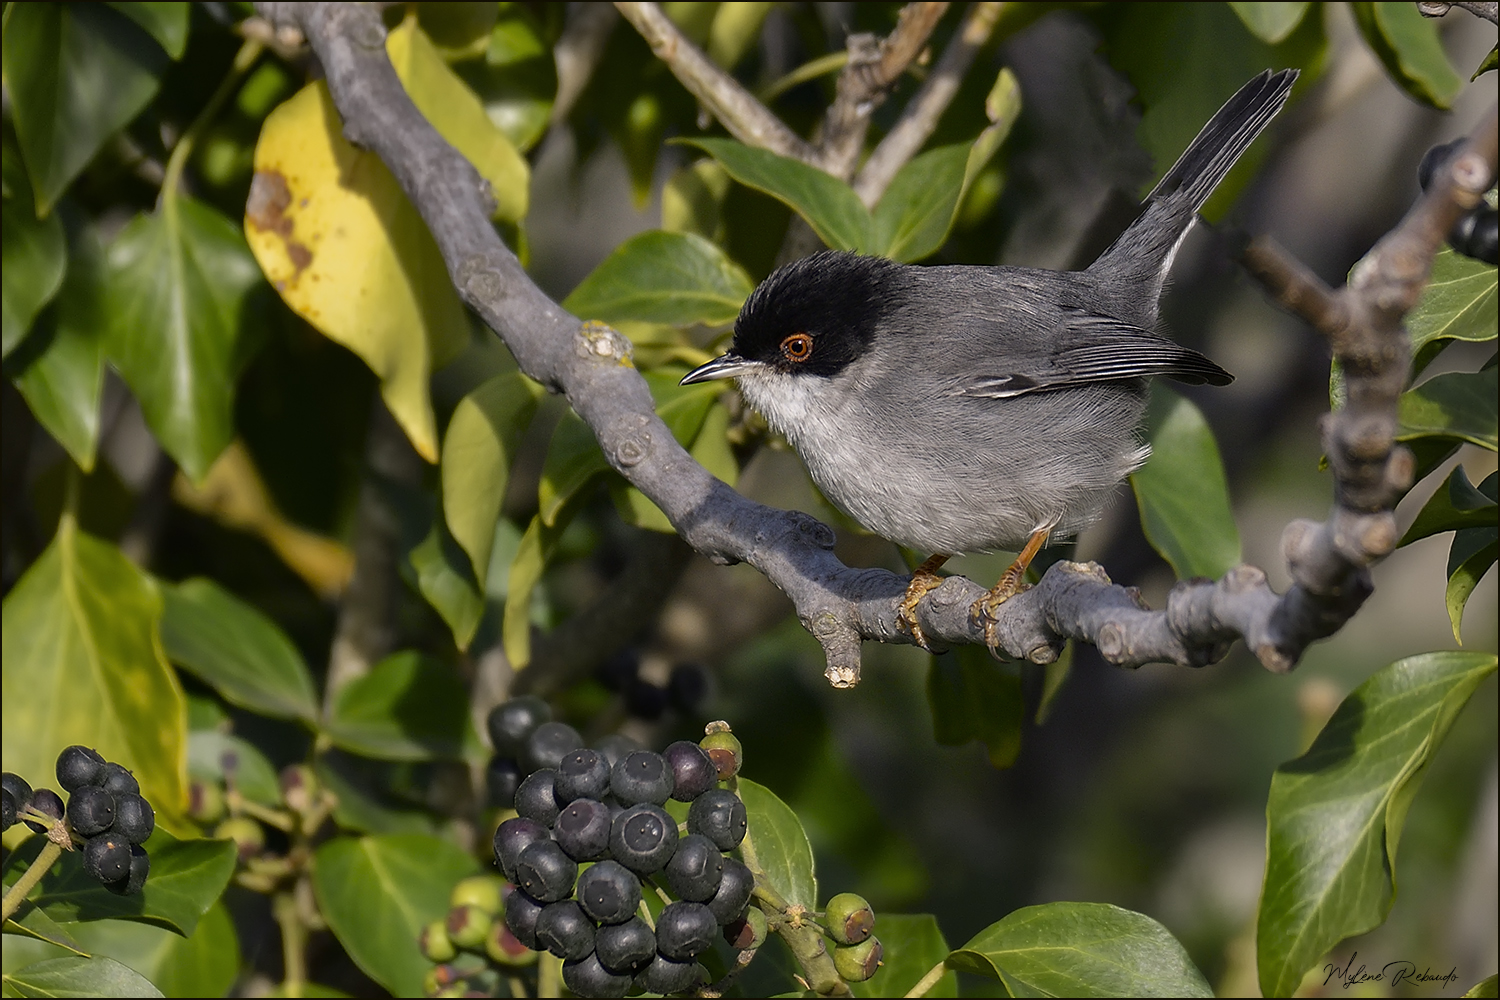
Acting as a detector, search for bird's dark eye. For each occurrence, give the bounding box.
[780,333,813,362]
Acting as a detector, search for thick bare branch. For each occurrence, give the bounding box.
[611,1,815,162]
[854,1,1004,205]
[255,2,1498,688]
[1417,1,1500,24]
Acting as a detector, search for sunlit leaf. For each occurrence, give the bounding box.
[408,515,486,651]
[1398,371,1498,451]
[1,517,187,829]
[502,511,571,669]
[662,159,731,243]
[1407,249,1497,368]
[1,141,66,357]
[1,956,163,999]
[736,778,817,911]
[563,230,754,327]
[707,2,775,69]
[1228,2,1312,44]
[1399,466,1496,546]
[188,729,282,806]
[537,409,611,528]
[1257,651,1498,998]
[1447,528,1497,642]
[325,651,479,762]
[1350,2,1464,109]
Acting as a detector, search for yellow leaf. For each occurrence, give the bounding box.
[244,20,529,462]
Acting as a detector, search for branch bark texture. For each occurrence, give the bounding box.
[255,2,1499,688]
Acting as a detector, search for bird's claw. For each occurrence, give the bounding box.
[970,574,1032,649]
[898,571,946,652]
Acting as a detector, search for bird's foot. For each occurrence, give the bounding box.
[969,526,1052,649]
[898,554,950,652]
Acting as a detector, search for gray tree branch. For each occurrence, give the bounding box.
[254,2,1498,689]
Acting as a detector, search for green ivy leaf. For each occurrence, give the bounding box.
[1,956,163,999]
[663,159,731,243]
[851,913,956,998]
[315,754,442,836]
[441,371,543,584]
[159,577,319,724]
[324,651,479,762]
[1,141,66,357]
[502,510,571,670]
[1131,387,1242,579]
[2,905,89,957]
[948,901,1214,997]
[1257,650,1499,998]
[1,517,187,829]
[187,730,282,807]
[1349,2,1465,108]
[408,514,485,651]
[1446,529,1497,641]
[1228,2,1312,43]
[537,409,611,529]
[1407,249,1498,370]
[1474,46,1498,81]
[562,230,755,327]
[1,3,169,215]
[927,646,1024,769]
[678,138,874,253]
[736,778,817,911]
[311,834,480,998]
[1465,974,1500,998]
[454,3,557,153]
[105,2,190,60]
[9,218,105,471]
[1399,466,1497,546]
[1398,371,1498,452]
[104,195,266,483]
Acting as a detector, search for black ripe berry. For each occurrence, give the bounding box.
[594,916,655,974]
[66,785,115,836]
[561,952,632,998]
[84,833,132,883]
[103,844,150,896]
[575,860,641,925]
[514,769,560,826]
[98,763,140,797]
[24,789,64,834]
[662,741,716,802]
[664,834,723,902]
[485,756,523,809]
[609,803,678,875]
[514,839,578,903]
[656,901,717,961]
[493,816,550,882]
[610,751,674,806]
[504,888,545,950]
[553,798,612,862]
[687,788,746,851]
[535,899,596,961]
[554,748,611,804]
[707,857,755,925]
[487,696,552,759]
[1,790,15,832]
[55,746,106,791]
[524,721,585,773]
[1,772,33,810]
[638,953,704,995]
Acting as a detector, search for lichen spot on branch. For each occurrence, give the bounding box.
[578,320,635,366]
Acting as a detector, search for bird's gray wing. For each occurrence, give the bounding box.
[956,315,1233,400]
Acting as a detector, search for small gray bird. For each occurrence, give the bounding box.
[682,70,1297,649]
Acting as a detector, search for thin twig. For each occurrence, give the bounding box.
[855,1,1005,205]
[904,959,949,998]
[551,2,619,125]
[612,2,815,162]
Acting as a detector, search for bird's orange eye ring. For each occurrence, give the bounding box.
[781,333,813,362]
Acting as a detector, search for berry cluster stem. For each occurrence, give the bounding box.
[904,959,948,998]
[1,842,63,922]
[274,890,308,998]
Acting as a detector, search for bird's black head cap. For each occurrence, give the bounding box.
[732,251,907,378]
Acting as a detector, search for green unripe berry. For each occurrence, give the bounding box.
[825,892,874,945]
[213,816,265,861]
[420,919,457,963]
[188,780,226,824]
[833,935,883,983]
[723,905,768,950]
[445,903,493,951]
[449,873,505,916]
[699,726,742,780]
[485,920,539,968]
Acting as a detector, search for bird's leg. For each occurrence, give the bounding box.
[971,527,1051,646]
[898,553,951,651]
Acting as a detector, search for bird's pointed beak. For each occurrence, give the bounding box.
[680,352,761,385]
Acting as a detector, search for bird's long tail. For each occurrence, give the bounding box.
[1089,69,1298,307]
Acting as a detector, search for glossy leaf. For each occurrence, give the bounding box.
[187,730,283,807]
[736,778,817,911]
[1,143,66,357]
[562,230,755,327]
[1475,46,1499,81]
[314,754,441,836]
[159,577,319,724]
[948,902,1213,997]
[1350,2,1464,109]
[3,905,89,957]
[1399,466,1497,546]
[1407,249,1498,366]
[1,956,163,999]
[927,646,1024,769]
[537,409,611,527]
[104,195,265,483]
[851,913,955,998]
[2,830,236,938]
[106,2,190,60]
[441,371,543,584]
[1466,974,1500,998]
[10,219,106,471]
[1398,371,1498,451]
[1228,2,1312,43]
[679,138,873,253]
[408,515,485,651]
[325,651,478,762]
[0,517,187,829]
[312,834,480,998]
[1447,531,1497,641]
[1132,387,1242,579]
[1257,651,1499,998]
[1,3,168,215]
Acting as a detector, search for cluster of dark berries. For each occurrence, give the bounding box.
[2,746,154,895]
[596,650,708,722]
[418,874,538,996]
[483,701,752,997]
[1419,138,1499,265]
